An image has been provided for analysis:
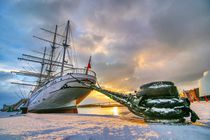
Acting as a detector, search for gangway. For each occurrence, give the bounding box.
[2,99,28,112]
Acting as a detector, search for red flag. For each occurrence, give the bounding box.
[86,56,91,74]
[87,56,91,69]
[204,96,209,102]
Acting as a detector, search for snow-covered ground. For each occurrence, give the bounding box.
[0,102,210,140]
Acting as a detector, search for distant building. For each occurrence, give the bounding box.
[198,71,210,99]
[182,88,199,102]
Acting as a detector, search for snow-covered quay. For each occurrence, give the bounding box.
[0,102,210,140]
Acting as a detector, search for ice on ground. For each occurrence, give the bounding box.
[0,102,210,140]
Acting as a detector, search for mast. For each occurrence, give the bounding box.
[61,20,70,76]
[38,47,46,85]
[33,22,73,77]
[47,25,57,77]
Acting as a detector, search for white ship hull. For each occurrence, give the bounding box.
[28,73,96,113]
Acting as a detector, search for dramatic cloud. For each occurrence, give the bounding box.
[0,0,210,104]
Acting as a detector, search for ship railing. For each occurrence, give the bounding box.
[53,67,96,77]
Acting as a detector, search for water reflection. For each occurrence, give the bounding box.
[78,107,129,116]
[113,107,119,116]
[78,106,146,125]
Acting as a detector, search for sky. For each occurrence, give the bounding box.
[0,0,210,106]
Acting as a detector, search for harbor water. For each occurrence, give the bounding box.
[78,106,130,116]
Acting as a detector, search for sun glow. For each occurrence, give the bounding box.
[113,107,119,116]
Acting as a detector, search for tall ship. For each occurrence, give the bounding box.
[12,20,97,113]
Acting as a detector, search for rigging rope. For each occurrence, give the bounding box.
[18,86,25,99]
[22,66,30,72]
[15,91,22,99]
[69,25,78,67]
[67,49,72,65]
[27,62,39,73]
[52,49,62,73]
